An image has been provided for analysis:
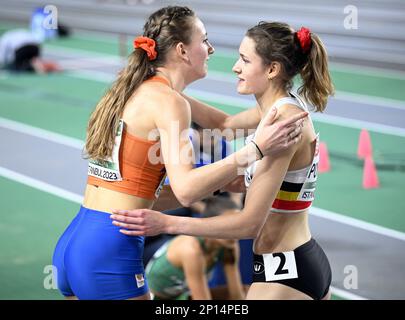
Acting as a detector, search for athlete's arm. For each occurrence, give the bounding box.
[160,105,301,238]
[223,245,245,299]
[152,185,182,212]
[155,94,306,206]
[180,242,212,300]
[182,94,261,136]
[111,104,301,237]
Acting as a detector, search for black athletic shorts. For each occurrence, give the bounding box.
[252,238,332,300]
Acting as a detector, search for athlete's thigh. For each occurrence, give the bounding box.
[246,282,312,300]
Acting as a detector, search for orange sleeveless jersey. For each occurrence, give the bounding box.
[87,76,169,200]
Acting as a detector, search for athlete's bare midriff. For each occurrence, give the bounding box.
[83,184,155,214]
[253,211,311,254]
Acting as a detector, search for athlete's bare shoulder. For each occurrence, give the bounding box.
[149,90,191,129]
[157,89,189,115]
[275,103,306,122]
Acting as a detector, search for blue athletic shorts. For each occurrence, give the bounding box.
[52,206,148,300]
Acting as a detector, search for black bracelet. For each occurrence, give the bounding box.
[251,140,264,160]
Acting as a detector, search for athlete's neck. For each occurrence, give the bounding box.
[155,67,187,92]
[255,85,289,118]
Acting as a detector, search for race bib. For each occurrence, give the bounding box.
[245,161,256,188]
[262,251,298,281]
[298,134,319,201]
[154,172,167,198]
[88,120,124,181]
[244,133,257,188]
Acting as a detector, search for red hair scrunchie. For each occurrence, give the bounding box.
[296,27,312,54]
[133,36,157,61]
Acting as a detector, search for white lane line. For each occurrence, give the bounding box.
[310,113,405,137]
[0,165,369,300]
[0,166,83,204]
[0,117,84,149]
[2,117,405,243]
[330,286,367,300]
[310,207,405,242]
[59,58,121,70]
[334,91,405,111]
[68,69,115,83]
[45,45,120,62]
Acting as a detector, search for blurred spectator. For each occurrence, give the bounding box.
[0,29,61,73]
[145,196,245,300]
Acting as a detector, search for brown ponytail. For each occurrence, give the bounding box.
[298,33,334,112]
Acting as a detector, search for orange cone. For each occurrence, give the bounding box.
[363,155,379,189]
[358,129,372,159]
[319,142,330,173]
